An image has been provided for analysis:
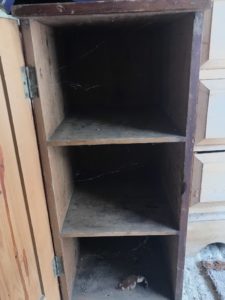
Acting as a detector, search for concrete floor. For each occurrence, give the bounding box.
[183,243,225,300]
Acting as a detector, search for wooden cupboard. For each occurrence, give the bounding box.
[1,1,210,299]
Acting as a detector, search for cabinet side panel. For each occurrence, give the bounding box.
[175,12,204,300]
[0,18,61,300]
[22,21,78,299]
[161,14,195,135]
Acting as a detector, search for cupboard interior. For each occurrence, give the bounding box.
[49,142,184,298]
[39,12,194,145]
[62,143,184,237]
[72,236,173,300]
[27,11,195,299]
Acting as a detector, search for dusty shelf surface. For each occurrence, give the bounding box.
[62,174,178,237]
[72,237,172,300]
[48,109,185,146]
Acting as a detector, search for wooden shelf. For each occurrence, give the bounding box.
[72,237,172,300]
[48,109,185,146]
[61,175,178,237]
[13,1,210,20]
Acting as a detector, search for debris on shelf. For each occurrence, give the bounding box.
[118,275,149,291]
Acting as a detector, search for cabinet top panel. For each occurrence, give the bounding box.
[13,0,211,19]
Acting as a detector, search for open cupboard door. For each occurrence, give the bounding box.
[0,17,60,300]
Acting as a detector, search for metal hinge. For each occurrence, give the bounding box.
[21,66,38,99]
[52,256,64,277]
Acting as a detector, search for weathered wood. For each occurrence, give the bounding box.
[200,5,212,68]
[24,11,188,27]
[22,20,78,300]
[12,0,211,18]
[156,12,203,299]
[49,110,186,146]
[62,176,178,238]
[0,19,41,300]
[190,153,203,206]
[0,18,60,300]
[194,82,210,151]
[18,7,205,300]
[173,12,204,300]
[161,14,195,135]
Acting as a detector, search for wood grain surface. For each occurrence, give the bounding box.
[12,0,211,18]
[49,109,186,146]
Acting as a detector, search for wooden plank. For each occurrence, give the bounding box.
[161,14,196,135]
[0,186,27,299]
[159,12,203,299]
[30,21,64,138]
[173,12,204,300]
[190,153,203,206]
[186,220,225,256]
[200,5,212,67]
[0,18,60,300]
[49,110,186,146]
[194,82,210,149]
[22,20,78,300]
[0,20,41,299]
[21,11,190,27]
[62,176,178,238]
[12,0,211,18]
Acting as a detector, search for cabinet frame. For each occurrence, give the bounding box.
[12,2,209,298]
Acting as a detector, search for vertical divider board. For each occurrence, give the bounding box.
[21,20,78,300]
[160,12,204,300]
[175,12,204,300]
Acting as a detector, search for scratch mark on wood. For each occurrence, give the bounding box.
[23,249,29,278]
